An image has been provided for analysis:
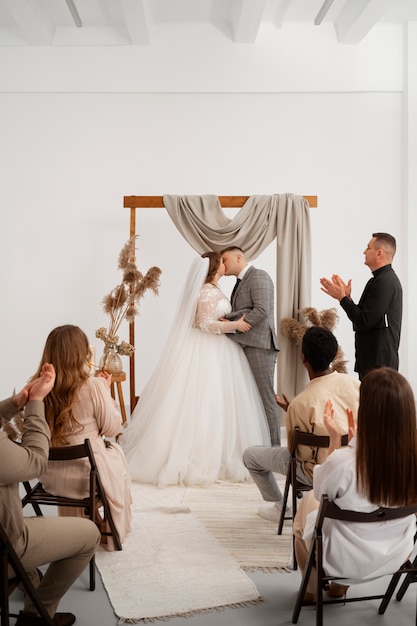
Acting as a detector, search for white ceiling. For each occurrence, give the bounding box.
[0,0,417,48]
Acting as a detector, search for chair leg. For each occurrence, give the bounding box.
[292,541,316,624]
[292,535,298,571]
[89,555,96,591]
[395,570,417,601]
[1,560,10,626]
[378,563,409,614]
[277,476,291,535]
[292,571,310,624]
[102,506,122,551]
[394,554,417,602]
[22,482,43,517]
[315,542,324,626]
[4,556,54,625]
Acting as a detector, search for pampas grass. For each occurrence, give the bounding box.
[280,306,348,373]
[96,236,161,357]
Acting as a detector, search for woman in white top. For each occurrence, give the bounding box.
[120,251,270,487]
[294,367,417,599]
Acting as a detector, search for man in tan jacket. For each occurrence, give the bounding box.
[243,327,360,522]
[0,363,100,626]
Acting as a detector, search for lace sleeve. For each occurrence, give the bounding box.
[195,285,245,334]
[195,286,224,334]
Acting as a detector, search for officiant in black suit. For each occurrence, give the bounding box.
[221,246,280,445]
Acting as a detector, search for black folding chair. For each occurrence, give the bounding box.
[292,494,417,625]
[22,438,122,591]
[277,427,348,569]
[0,520,54,626]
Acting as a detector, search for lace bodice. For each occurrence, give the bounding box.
[194,284,231,334]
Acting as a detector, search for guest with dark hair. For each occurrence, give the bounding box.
[294,367,417,600]
[243,326,360,522]
[320,232,402,379]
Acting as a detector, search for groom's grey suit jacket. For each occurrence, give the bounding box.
[226,266,279,351]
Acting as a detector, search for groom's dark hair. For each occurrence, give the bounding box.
[220,246,244,254]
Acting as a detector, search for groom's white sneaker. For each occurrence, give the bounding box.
[258,501,291,523]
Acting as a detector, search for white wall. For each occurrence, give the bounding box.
[0,22,413,405]
[0,24,402,93]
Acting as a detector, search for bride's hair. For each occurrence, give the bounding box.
[201,251,221,283]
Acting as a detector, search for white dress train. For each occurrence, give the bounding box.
[119,257,270,488]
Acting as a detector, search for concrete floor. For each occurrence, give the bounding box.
[8,560,417,626]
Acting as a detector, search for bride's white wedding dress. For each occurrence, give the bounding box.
[120,257,270,488]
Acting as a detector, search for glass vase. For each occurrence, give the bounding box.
[99,345,123,375]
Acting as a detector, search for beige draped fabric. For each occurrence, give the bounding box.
[163,193,311,399]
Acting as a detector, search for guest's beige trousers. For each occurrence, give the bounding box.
[293,490,320,595]
[13,516,100,617]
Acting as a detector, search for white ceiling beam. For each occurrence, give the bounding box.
[230,0,266,43]
[2,0,53,45]
[274,0,293,29]
[120,0,151,45]
[314,0,335,26]
[64,0,82,28]
[334,0,393,44]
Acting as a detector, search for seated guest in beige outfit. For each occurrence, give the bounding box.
[0,364,100,626]
[243,327,360,522]
[294,368,417,600]
[33,325,132,549]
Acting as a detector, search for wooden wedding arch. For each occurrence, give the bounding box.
[124,194,318,412]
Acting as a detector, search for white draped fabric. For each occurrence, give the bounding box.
[163,193,312,397]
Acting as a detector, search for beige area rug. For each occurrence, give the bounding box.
[183,480,293,571]
[96,480,292,623]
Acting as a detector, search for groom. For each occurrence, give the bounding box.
[221,246,280,445]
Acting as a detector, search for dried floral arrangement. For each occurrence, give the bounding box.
[96,236,161,369]
[280,306,348,373]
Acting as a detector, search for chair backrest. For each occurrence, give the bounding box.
[317,494,417,528]
[278,427,349,565]
[312,494,417,590]
[48,439,98,509]
[292,493,417,625]
[22,439,98,518]
[47,438,121,551]
[48,438,96,466]
[22,437,122,555]
[291,426,348,458]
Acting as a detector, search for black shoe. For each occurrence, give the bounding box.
[15,611,76,626]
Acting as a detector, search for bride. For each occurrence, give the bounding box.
[119,251,271,487]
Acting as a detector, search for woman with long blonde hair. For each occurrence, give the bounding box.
[34,324,132,549]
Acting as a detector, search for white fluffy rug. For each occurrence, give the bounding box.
[96,480,291,623]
